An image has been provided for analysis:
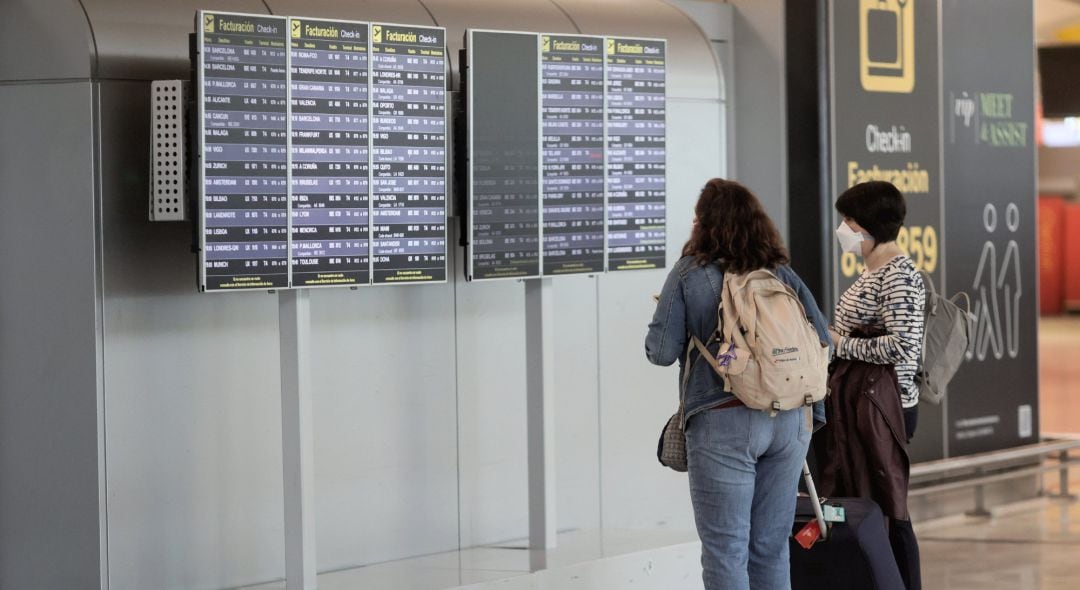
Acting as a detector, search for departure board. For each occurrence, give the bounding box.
[541,35,606,275]
[289,18,370,287]
[370,23,448,284]
[467,31,542,280]
[605,37,667,271]
[195,11,449,291]
[465,30,667,281]
[199,12,290,290]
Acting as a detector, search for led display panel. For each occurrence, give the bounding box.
[465,30,667,280]
[198,12,290,290]
[195,11,448,291]
[289,17,370,287]
[370,23,449,284]
[605,37,667,272]
[541,34,606,276]
[466,30,542,280]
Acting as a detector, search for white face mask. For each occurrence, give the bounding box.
[835,221,867,254]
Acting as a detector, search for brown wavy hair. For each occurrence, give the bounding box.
[681,178,790,273]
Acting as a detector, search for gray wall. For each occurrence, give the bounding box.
[728,0,789,236]
[0,0,728,588]
[0,82,106,590]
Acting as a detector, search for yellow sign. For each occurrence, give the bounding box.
[372,25,383,44]
[291,19,301,38]
[859,0,915,93]
[542,36,551,53]
[607,38,615,55]
[203,14,215,34]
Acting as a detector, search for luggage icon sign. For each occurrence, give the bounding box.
[859,0,915,93]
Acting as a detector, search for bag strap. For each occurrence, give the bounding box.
[917,270,938,371]
[720,272,737,347]
[678,338,696,420]
[950,291,972,315]
[921,270,939,314]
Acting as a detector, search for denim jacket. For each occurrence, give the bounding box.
[645,256,831,428]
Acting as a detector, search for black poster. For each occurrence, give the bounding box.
[198,12,290,291]
[370,23,448,284]
[467,31,541,280]
[289,18,370,287]
[829,0,943,461]
[942,0,1038,455]
[541,35,606,275]
[606,37,666,272]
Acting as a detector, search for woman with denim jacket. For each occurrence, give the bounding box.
[646,179,831,590]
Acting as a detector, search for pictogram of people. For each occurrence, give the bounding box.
[967,202,1021,361]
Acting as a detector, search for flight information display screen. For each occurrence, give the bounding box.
[289,17,370,287]
[199,12,290,291]
[465,30,666,281]
[541,34,606,276]
[467,30,542,281]
[370,24,448,284]
[195,11,448,292]
[606,37,667,272]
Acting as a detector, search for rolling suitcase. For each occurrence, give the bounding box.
[789,462,905,590]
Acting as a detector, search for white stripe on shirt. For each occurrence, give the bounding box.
[833,255,925,408]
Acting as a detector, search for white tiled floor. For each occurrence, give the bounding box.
[238,529,702,590]
[919,496,1080,589]
[240,492,1080,590]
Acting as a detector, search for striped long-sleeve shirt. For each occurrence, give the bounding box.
[833,255,926,408]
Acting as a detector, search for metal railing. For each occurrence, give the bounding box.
[908,438,1080,516]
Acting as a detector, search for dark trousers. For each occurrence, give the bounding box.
[895,405,921,590]
[903,405,918,443]
[889,518,921,590]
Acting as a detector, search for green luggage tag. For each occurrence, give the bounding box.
[822,504,846,523]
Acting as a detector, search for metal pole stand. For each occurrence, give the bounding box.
[279,289,317,588]
[1047,450,1078,502]
[965,468,992,518]
[525,278,556,571]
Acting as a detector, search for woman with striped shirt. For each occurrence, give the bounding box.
[829,181,926,441]
[827,180,924,590]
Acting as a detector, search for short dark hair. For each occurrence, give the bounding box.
[682,178,789,273]
[835,181,906,244]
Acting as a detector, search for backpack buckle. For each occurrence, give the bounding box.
[772,401,782,412]
[804,395,814,406]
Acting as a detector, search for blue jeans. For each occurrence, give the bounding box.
[686,406,812,590]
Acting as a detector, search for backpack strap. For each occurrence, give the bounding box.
[720,272,740,348]
[950,291,972,315]
[918,270,936,371]
[921,270,939,315]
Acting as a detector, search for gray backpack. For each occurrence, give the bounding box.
[915,271,974,404]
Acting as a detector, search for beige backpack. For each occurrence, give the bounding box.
[692,270,829,415]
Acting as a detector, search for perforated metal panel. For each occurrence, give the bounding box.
[149,80,188,221]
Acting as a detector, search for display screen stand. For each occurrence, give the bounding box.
[525,278,557,568]
[279,289,317,588]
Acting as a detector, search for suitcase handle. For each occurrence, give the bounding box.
[802,461,829,540]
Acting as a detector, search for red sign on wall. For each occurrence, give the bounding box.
[1064,203,1080,311]
[1039,196,1065,315]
